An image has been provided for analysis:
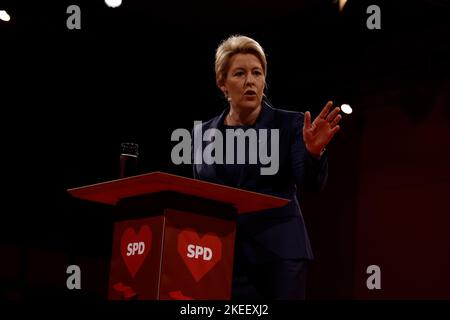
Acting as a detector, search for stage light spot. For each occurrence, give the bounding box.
[341,104,352,114]
[105,0,122,8]
[0,10,11,22]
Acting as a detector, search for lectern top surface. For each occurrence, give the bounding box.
[67,172,289,214]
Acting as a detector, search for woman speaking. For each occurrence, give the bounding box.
[193,35,342,299]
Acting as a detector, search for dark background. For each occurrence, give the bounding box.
[0,0,449,299]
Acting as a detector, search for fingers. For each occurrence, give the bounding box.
[317,101,333,119]
[330,114,342,128]
[329,125,340,139]
[304,111,312,130]
[326,106,341,122]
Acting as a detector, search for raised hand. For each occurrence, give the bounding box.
[303,101,342,158]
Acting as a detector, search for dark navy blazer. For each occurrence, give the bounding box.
[193,100,328,263]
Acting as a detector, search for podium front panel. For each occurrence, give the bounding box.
[159,209,236,300]
[108,216,164,300]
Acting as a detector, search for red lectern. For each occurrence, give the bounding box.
[68,172,289,300]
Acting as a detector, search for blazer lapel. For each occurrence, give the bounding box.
[237,101,276,188]
[197,107,229,184]
[198,101,277,188]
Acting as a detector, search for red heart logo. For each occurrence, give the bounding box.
[177,230,222,282]
[120,226,152,278]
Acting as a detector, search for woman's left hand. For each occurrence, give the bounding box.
[303,101,342,158]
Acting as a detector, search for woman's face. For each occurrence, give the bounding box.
[221,53,265,112]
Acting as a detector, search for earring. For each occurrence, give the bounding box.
[224,91,231,102]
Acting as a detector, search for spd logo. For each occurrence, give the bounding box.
[177,230,222,282]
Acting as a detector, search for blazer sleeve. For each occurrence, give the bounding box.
[290,112,328,192]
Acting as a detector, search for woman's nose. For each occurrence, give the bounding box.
[245,72,255,85]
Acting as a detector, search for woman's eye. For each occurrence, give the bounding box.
[234,71,244,76]
[253,70,262,76]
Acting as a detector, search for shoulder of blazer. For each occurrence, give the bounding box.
[193,107,228,132]
[194,102,305,131]
[265,103,305,129]
[199,116,219,129]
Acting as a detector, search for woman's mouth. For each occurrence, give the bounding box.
[244,90,257,97]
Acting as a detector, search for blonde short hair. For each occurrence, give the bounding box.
[215,35,267,87]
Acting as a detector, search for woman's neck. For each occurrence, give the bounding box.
[226,104,261,126]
